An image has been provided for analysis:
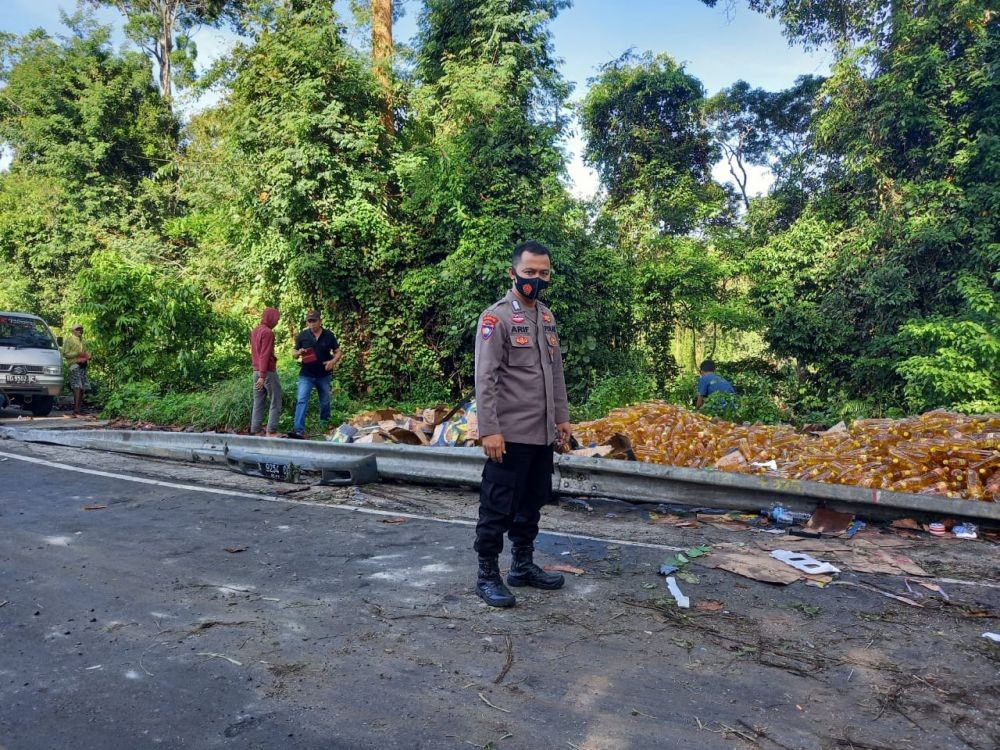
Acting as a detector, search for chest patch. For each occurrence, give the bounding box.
[511,313,526,324]
[514,335,531,346]
[511,325,530,334]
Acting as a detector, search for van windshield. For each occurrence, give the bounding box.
[0,315,58,350]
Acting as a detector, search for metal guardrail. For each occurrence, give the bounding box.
[2,426,998,523]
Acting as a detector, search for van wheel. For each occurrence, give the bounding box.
[28,396,54,417]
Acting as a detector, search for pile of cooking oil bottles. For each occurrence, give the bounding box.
[574,404,999,501]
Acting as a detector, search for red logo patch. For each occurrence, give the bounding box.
[511,313,525,324]
[522,283,533,295]
[548,334,558,347]
[515,335,530,346]
[482,314,498,326]
[542,313,552,323]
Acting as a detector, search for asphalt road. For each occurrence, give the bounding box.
[1,445,998,750]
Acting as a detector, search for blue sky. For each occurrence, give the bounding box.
[4,0,830,195]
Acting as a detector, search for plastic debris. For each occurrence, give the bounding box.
[658,563,679,576]
[770,549,841,575]
[574,404,1000,500]
[983,633,1000,643]
[928,522,947,536]
[953,523,978,540]
[665,576,690,608]
[844,520,866,538]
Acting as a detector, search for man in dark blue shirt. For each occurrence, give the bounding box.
[289,310,343,438]
[696,359,736,410]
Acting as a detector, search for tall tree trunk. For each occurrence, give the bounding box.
[371,0,393,134]
[158,2,174,103]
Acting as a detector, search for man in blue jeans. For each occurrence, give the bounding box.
[289,310,343,438]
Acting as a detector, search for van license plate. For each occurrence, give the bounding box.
[4,375,33,384]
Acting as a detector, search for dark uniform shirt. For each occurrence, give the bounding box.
[295,328,339,378]
[475,290,570,446]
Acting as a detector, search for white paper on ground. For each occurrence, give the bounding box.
[665,576,690,609]
[983,632,1000,643]
[770,549,841,575]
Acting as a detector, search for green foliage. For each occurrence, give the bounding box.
[74,246,241,391]
[571,356,658,422]
[580,51,723,236]
[2,0,996,428]
[737,0,999,413]
[896,275,1000,413]
[0,17,178,321]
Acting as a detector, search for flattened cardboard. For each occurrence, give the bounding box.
[804,507,855,535]
[698,549,802,585]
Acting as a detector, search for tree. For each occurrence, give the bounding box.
[371,0,393,133]
[704,75,824,210]
[736,0,999,412]
[580,52,723,238]
[0,15,177,320]
[91,0,252,102]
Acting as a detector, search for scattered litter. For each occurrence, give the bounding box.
[928,522,946,536]
[693,601,724,612]
[560,551,572,556]
[983,633,1000,643]
[830,580,924,608]
[953,523,978,540]
[223,546,248,554]
[804,508,855,535]
[605,513,617,519]
[380,517,407,525]
[804,574,834,588]
[844,520,866,538]
[891,518,922,530]
[701,547,802,585]
[905,578,949,601]
[197,652,243,666]
[562,498,593,513]
[665,577,690,609]
[663,553,689,568]
[82,504,107,511]
[658,564,679,576]
[770,549,841,575]
[766,505,811,525]
[84,665,102,670]
[543,564,585,576]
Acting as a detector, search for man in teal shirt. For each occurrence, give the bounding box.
[696,359,736,410]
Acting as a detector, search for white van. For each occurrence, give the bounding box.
[0,312,64,416]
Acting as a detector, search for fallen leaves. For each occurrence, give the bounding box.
[223,546,248,554]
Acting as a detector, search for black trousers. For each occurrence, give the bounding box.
[474,442,554,557]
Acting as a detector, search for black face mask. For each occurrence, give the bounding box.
[514,273,550,301]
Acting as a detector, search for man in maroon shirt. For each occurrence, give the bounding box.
[250,307,282,436]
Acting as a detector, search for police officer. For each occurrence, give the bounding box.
[473,240,572,608]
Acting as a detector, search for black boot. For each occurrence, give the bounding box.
[507,546,564,590]
[476,556,516,608]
